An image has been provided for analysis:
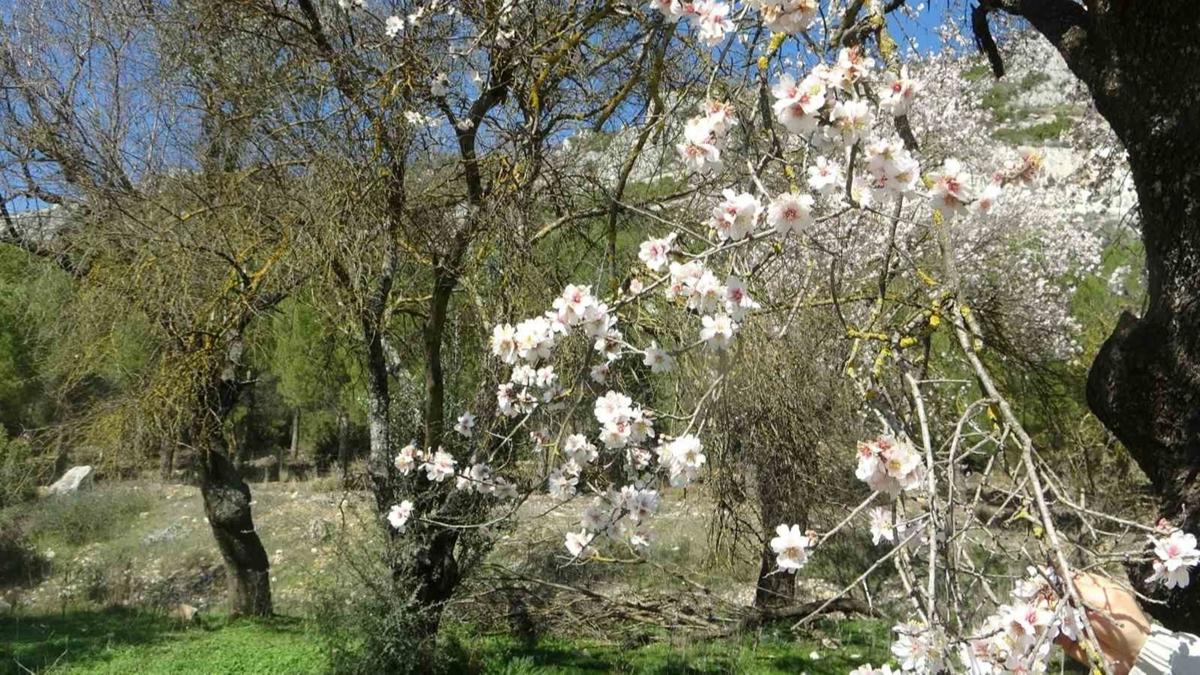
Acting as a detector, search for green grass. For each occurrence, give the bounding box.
[992,113,1073,145]
[439,618,892,674]
[1,609,892,674]
[17,488,158,549]
[0,608,325,674]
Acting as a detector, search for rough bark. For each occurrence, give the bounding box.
[200,445,272,617]
[754,471,805,610]
[192,326,274,617]
[979,0,1200,631]
[160,442,176,480]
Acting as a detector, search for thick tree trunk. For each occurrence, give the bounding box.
[985,0,1200,632]
[400,528,462,667]
[192,321,274,617]
[754,467,805,610]
[200,443,272,617]
[1086,140,1200,630]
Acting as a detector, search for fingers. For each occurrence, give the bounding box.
[1059,573,1149,675]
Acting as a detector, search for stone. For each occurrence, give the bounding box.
[46,466,94,496]
[168,603,199,622]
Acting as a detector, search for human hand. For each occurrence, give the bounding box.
[1056,573,1152,675]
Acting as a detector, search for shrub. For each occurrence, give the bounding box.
[24,486,157,548]
[308,510,428,674]
[0,431,46,508]
[0,515,48,586]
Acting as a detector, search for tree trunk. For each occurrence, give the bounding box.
[337,410,351,482]
[200,441,272,617]
[754,467,805,610]
[982,0,1200,632]
[192,320,274,617]
[289,409,300,461]
[398,528,462,668]
[159,443,175,480]
[1086,135,1200,630]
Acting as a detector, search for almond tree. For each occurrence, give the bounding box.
[974,0,1200,632]
[0,0,301,616]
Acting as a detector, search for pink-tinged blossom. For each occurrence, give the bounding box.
[828,99,873,146]
[658,434,705,486]
[661,260,698,301]
[856,436,926,495]
[975,180,1002,215]
[421,448,457,482]
[831,47,876,90]
[551,284,597,326]
[701,99,738,135]
[547,467,577,499]
[724,276,760,320]
[589,362,609,383]
[677,114,724,173]
[564,530,595,558]
[453,412,475,438]
[772,73,826,134]
[638,234,676,272]
[694,1,732,46]
[746,0,817,34]
[880,65,921,115]
[491,323,518,363]
[769,524,812,572]
[711,189,761,241]
[1147,529,1200,589]
[563,433,598,465]
[394,443,422,475]
[648,0,683,21]
[891,621,946,673]
[767,191,815,235]
[643,341,674,373]
[386,500,413,532]
[594,391,634,426]
[626,446,653,471]
[864,139,921,200]
[930,158,972,218]
[807,156,843,194]
[621,485,661,523]
[868,507,897,545]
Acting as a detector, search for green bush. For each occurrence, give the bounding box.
[0,432,44,508]
[307,518,435,674]
[23,487,156,548]
[0,515,48,586]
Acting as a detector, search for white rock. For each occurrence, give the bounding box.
[46,465,94,496]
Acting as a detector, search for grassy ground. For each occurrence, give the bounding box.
[1,608,891,674]
[1,481,899,673]
[0,609,323,675]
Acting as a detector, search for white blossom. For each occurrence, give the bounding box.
[384,15,404,37]
[421,448,457,482]
[700,313,738,350]
[454,412,476,438]
[386,500,413,532]
[1147,528,1200,589]
[767,191,815,236]
[769,524,812,572]
[393,443,421,475]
